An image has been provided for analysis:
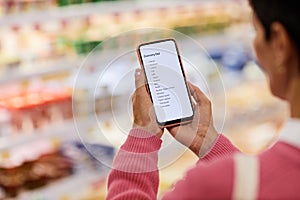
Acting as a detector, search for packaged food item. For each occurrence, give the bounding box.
[0,139,74,198]
[0,87,72,135]
[0,108,11,137]
[61,140,115,172]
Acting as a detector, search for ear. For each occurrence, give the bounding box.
[269,22,294,67]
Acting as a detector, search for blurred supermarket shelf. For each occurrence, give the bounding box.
[0,111,115,151]
[0,119,75,151]
[0,0,243,27]
[0,58,78,84]
[17,169,109,200]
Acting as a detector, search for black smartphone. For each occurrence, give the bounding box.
[136,38,194,127]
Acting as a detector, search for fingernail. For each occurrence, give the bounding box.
[135,69,141,76]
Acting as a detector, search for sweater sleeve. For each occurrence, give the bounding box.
[106,128,162,200]
[107,131,238,200]
[161,155,236,200]
[200,134,240,162]
[159,134,239,199]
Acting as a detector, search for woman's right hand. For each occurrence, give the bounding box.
[167,82,219,157]
[132,68,164,138]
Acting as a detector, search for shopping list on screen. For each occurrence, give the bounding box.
[140,40,193,123]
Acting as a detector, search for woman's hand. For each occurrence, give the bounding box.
[167,82,218,157]
[132,68,164,138]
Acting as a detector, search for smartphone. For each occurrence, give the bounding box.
[136,38,194,127]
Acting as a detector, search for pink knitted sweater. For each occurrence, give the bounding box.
[107,119,300,199]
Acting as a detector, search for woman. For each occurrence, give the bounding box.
[107,0,300,199]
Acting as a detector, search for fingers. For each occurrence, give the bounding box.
[135,68,146,89]
[188,82,213,127]
[187,82,210,107]
[132,68,151,104]
[187,82,212,125]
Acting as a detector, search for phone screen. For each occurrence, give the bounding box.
[137,39,194,127]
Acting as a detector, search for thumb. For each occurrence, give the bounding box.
[188,82,212,125]
[135,68,146,90]
[188,82,210,108]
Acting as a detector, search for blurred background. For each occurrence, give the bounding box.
[0,0,289,199]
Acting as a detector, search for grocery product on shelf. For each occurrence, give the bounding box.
[0,87,72,135]
[0,0,56,15]
[61,140,114,173]
[0,138,115,199]
[0,0,121,16]
[57,0,117,7]
[0,139,73,198]
[73,39,102,55]
[0,56,21,74]
[0,0,250,62]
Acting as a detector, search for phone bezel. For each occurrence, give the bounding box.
[136,38,194,128]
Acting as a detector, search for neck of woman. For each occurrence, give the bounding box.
[288,78,300,119]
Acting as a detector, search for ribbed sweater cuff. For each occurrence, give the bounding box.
[121,128,162,153]
[201,134,238,161]
[112,128,162,173]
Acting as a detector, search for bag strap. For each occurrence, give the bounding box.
[233,154,259,200]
